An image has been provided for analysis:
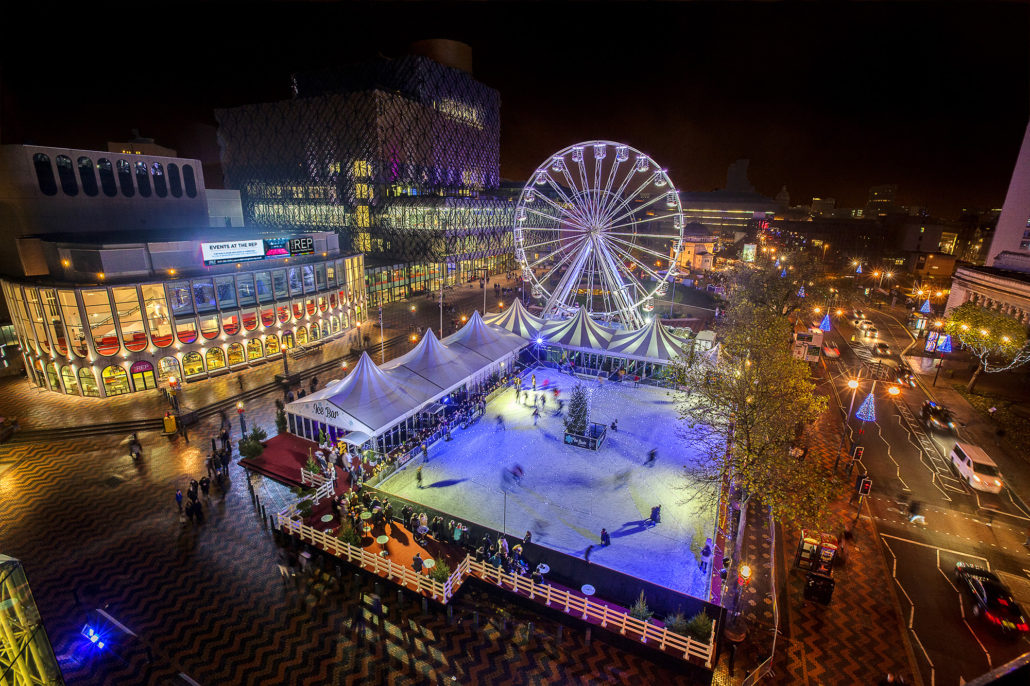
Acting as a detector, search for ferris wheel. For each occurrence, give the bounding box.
[513,140,684,329]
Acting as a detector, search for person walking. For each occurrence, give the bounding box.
[644,448,657,467]
[600,528,611,547]
[415,465,424,489]
[175,489,183,513]
[199,476,210,498]
[532,406,540,426]
[421,441,428,462]
[523,530,532,546]
[700,539,713,572]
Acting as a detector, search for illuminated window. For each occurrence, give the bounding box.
[356,206,370,228]
[247,338,263,360]
[182,351,205,376]
[102,365,131,396]
[353,160,371,177]
[135,161,151,197]
[116,160,135,197]
[158,356,180,381]
[78,367,100,397]
[356,183,371,199]
[61,365,79,395]
[264,333,279,356]
[227,342,246,366]
[152,162,167,197]
[206,347,226,371]
[176,318,197,344]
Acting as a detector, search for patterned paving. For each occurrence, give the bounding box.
[0,373,707,685]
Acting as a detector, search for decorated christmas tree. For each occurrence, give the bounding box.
[564,384,589,436]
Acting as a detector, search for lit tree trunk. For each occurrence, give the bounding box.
[967,365,983,393]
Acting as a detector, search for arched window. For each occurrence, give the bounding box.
[78,367,100,397]
[329,315,340,334]
[97,158,117,197]
[157,356,180,381]
[82,289,118,356]
[241,309,258,331]
[227,342,246,366]
[113,286,147,352]
[183,164,197,197]
[56,155,78,196]
[61,366,79,395]
[58,290,86,357]
[221,312,240,336]
[101,365,130,396]
[151,162,167,197]
[199,314,219,340]
[33,153,57,196]
[281,331,294,349]
[116,159,135,197]
[295,325,308,345]
[329,293,338,309]
[176,317,198,344]
[260,307,275,327]
[135,160,151,197]
[182,351,205,377]
[247,338,263,360]
[206,347,226,371]
[46,362,60,390]
[167,163,182,197]
[309,322,321,341]
[276,305,290,323]
[292,300,304,320]
[78,157,98,196]
[141,284,173,347]
[264,333,279,356]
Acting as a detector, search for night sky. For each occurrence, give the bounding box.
[2,2,1027,218]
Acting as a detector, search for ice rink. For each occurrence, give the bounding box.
[377,368,715,598]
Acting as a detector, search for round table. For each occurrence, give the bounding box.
[360,511,373,534]
[580,584,595,619]
[423,558,436,572]
[537,564,550,575]
[376,534,390,557]
[320,514,334,523]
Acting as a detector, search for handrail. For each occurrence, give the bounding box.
[741,507,780,685]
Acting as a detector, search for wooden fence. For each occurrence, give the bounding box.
[275,506,718,668]
[299,469,334,504]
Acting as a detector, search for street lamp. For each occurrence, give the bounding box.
[280,343,290,377]
[834,378,860,471]
[236,400,247,435]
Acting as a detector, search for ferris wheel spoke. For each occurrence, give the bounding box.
[597,174,654,226]
[543,240,593,317]
[604,192,668,228]
[519,235,577,252]
[603,229,679,240]
[604,214,684,233]
[600,155,623,211]
[533,190,590,229]
[605,235,673,269]
[592,241,643,327]
[535,235,589,280]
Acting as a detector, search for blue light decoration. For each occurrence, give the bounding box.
[920,299,932,314]
[819,314,832,332]
[81,625,106,650]
[855,392,877,422]
[780,269,787,278]
[797,286,806,298]
[856,264,863,274]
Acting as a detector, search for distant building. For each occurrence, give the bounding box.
[774,185,790,211]
[670,227,717,273]
[811,197,835,217]
[866,184,899,217]
[680,159,777,237]
[107,131,177,158]
[907,252,957,282]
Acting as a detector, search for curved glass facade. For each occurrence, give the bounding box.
[2,254,366,398]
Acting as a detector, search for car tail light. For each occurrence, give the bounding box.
[1017,622,1028,632]
[998,598,1010,606]
[986,611,1002,625]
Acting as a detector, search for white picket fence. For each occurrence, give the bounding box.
[275,507,716,667]
[299,468,334,504]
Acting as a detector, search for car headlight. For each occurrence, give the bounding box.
[995,479,1002,487]
[972,474,981,482]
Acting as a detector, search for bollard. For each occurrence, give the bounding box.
[421,597,428,615]
[473,610,479,628]
[585,626,591,646]
[557,625,563,643]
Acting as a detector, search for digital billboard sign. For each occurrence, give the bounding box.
[202,236,315,265]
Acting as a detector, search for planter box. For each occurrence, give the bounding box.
[564,422,608,450]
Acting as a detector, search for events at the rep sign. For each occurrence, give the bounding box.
[201,236,315,265]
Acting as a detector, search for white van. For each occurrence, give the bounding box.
[950,442,1003,493]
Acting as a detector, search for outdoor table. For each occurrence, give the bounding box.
[376,534,390,557]
[360,511,373,535]
[537,564,550,575]
[320,514,334,523]
[422,558,435,574]
[580,584,595,619]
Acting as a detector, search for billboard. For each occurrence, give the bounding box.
[742,243,757,263]
[201,240,265,265]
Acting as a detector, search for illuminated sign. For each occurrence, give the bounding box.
[742,244,757,263]
[201,240,265,265]
[288,235,314,256]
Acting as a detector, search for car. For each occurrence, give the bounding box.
[863,326,879,338]
[955,562,1029,634]
[822,344,840,358]
[894,366,917,388]
[852,309,865,320]
[950,442,1003,493]
[873,342,891,356]
[858,319,875,330]
[921,401,955,431]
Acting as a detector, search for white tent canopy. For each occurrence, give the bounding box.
[484,298,546,339]
[606,317,690,363]
[539,308,617,352]
[444,310,528,361]
[382,329,494,398]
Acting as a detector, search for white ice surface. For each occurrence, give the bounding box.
[378,369,715,598]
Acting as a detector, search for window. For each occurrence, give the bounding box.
[305,298,316,316]
[23,288,50,354]
[46,362,60,391]
[329,315,340,334]
[33,153,57,195]
[61,366,79,395]
[315,264,326,291]
[78,367,100,397]
[353,160,371,177]
[227,342,246,366]
[281,331,294,349]
[59,290,87,357]
[157,356,180,381]
[329,293,338,309]
[83,290,118,355]
[116,159,135,197]
[151,162,167,197]
[134,161,151,197]
[183,164,197,197]
[287,267,302,293]
[192,280,216,312]
[292,299,304,320]
[310,321,321,340]
[247,338,263,360]
[260,306,275,327]
[199,314,219,340]
[206,347,225,371]
[276,304,290,323]
[255,272,273,302]
[165,281,193,315]
[56,155,78,195]
[241,309,258,331]
[96,157,117,194]
[326,263,336,287]
[182,351,205,376]
[214,276,236,308]
[113,287,147,352]
[40,289,67,355]
[168,163,183,197]
[295,326,308,345]
[176,317,198,344]
[141,284,172,347]
[221,312,240,336]
[102,365,131,396]
[78,157,98,196]
[236,274,256,306]
[264,333,279,356]
[272,270,288,299]
[318,296,327,312]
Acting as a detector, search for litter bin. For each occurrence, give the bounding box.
[803,571,835,605]
[163,413,178,434]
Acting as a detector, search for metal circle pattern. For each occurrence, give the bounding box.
[513,140,684,328]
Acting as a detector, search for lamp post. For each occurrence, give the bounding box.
[834,378,860,472]
[236,400,247,436]
[932,319,945,387]
[280,343,290,377]
[475,267,489,316]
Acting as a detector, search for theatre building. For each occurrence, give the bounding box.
[1,232,366,397]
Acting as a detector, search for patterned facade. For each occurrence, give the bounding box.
[2,254,367,398]
[214,55,511,272]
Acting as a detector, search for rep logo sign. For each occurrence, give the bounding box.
[288,236,314,256]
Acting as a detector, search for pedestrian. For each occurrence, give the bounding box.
[532,406,540,425]
[523,530,532,546]
[199,476,210,498]
[532,373,537,391]
[649,504,661,525]
[220,427,230,451]
[610,418,618,432]
[412,552,424,573]
[185,500,195,523]
[496,415,506,431]
[644,448,657,467]
[175,488,183,513]
[498,535,509,556]
[188,479,199,502]
[600,528,611,546]
[585,544,594,564]
[237,375,245,391]
[700,539,712,572]
[907,501,925,524]
[287,390,295,403]
[421,441,428,462]
[310,376,319,393]
[416,465,423,488]
[206,455,215,478]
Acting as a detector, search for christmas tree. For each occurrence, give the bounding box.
[564,384,589,436]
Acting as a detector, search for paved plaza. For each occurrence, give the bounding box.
[378,368,716,599]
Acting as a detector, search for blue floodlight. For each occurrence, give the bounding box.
[798,286,806,298]
[780,269,787,278]
[936,334,952,354]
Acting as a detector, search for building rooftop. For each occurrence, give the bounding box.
[957,263,1030,286]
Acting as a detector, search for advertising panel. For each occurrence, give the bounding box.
[201,240,265,265]
[742,243,757,263]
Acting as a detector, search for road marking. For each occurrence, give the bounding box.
[883,536,935,684]
[963,618,993,670]
[880,533,990,565]
[937,549,958,592]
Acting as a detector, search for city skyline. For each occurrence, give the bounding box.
[1,1,1027,218]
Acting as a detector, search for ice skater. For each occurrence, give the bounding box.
[644,448,657,467]
[532,374,537,391]
[610,419,618,432]
[600,528,611,547]
[416,465,424,489]
[649,504,661,526]
[532,406,540,425]
[496,415,506,431]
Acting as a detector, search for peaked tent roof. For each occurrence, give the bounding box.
[483,298,546,339]
[444,310,528,361]
[286,351,425,437]
[538,308,617,352]
[606,317,690,362]
[382,328,494,397]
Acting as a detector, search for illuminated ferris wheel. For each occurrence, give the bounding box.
[513,140,684,329]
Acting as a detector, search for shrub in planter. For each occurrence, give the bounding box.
[629,591,653,621]
[275,408,288,434]
[336,524,362,547]
[429,560,452,584]
[238,427,268,460]
[664,611,689,636]
[297,499,314,518]
[684,611,714,641]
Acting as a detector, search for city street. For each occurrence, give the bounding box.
[822,305,1030,685]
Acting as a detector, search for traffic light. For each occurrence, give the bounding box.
[859,477,872,496]
[852,446,865,461]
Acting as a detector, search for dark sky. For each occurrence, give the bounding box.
[2,1,1027,218]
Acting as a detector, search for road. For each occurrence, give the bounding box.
[821,305,1030,686]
